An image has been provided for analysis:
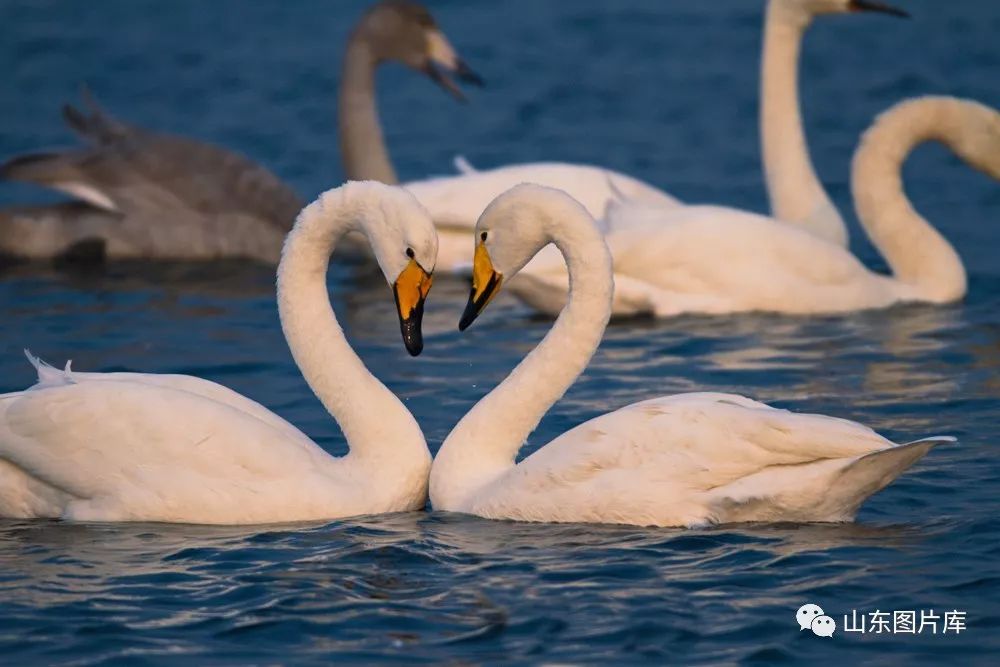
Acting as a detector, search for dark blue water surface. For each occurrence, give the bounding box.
[2,0,999,664]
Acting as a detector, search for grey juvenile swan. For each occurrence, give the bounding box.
[0,0,480,263]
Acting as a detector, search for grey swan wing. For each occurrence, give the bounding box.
[1,93,303,233]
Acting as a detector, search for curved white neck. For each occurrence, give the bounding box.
[760,1,847,246]
[851,99,969,302]
[338,32,399,184]
[277,187,426,477]
[431,199,614,510]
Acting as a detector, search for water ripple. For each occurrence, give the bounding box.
[2,0,999,663]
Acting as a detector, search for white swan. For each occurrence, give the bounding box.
[406,164,680,273]
[418,0,910,274]
[0,181,437,524]
[506,96,1000,318]
[429,184,952,527]
[759,0,908,246]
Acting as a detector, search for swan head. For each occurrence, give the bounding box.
[946,100,1000,181]
[774,0,909,19]
[351,182,437,356]
[357,1,483,101]
[459,184,590,330]
[860,97,1000,182]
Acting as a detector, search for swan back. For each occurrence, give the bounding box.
[405,164,678,235]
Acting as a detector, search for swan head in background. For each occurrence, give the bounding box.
[459,184,593,330]
[773,0,909,20]
[854,96,1000,184]
[356,0,483,101]
[942,100,1000,179]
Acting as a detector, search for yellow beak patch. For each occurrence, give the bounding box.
[459,241,503,331]
[394,258,434,320]
[471,241,501,307]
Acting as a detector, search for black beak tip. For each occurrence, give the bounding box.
[424,63,469,103]
[458,273,500,332]
[458,308,476,332]
[405,337,424,357]
[400,318,424,357]
[850,0,910,18]
[456,60,484,87]
[396,292,426,357]
[458,291,482,331]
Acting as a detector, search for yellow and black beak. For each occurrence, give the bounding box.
[393,258,434,356]
[424,29,484,103]
[848,0,909,18]
[458,241,503,331]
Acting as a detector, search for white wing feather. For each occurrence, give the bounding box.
[23,351,304,443]
[406,162,680,233]
[0,374,356,523]
[511,204,905,317]
[469,393,943,526]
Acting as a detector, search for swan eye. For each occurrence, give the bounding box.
[406,247,415,259]
[480,232,488,242]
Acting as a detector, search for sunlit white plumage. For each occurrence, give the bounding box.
[406,162,679,273]
[430,184,950,527]
[507,96,1000,317]
[504,0,914,314]
[411,0,911,272]
[0,182,436,524]
[757,0,911,246]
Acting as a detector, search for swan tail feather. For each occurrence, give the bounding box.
[831,437,951,516]
[62,88,129,145]
[24,350,74,388]
[452,155,477,175]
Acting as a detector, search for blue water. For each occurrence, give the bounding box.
[1,0,999,663]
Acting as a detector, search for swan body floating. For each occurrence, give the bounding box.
[507,96,1000,317]
[429,184,951,527]
[0,1,480,262]
[406,163,679,273]
[0,0,672,269]
[0,0,895,267]
[413,0,909,270]
[504,0,911,312]
[0,182,436,524]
